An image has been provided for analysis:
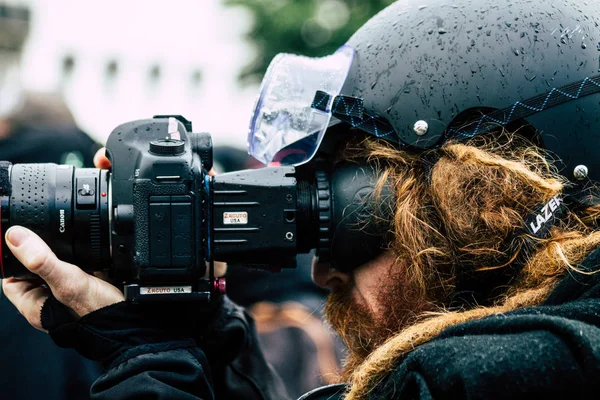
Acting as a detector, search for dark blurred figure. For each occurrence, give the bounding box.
[214,145,344,398]
[0,91,100,166]
[0,3,102,399]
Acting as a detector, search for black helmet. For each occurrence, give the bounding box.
[248,0,600,186]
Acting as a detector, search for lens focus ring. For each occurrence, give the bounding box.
[10,164,53,230]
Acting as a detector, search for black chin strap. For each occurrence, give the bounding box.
[521,195,571,242]
[451,194,573,308]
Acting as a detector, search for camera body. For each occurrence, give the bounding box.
[106,115,212,300]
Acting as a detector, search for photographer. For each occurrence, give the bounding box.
[5,0,600,399]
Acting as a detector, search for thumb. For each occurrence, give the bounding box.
[5,226,123,317]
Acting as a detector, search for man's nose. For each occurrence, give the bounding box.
[311,257,351,290]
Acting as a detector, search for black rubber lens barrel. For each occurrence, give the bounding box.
[0,164,110,278]
[295,179,318,252]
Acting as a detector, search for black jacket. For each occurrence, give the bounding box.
[45,248,600,399]
[42,296,290,400]
[365,261,600,399]
[0,296,102,400]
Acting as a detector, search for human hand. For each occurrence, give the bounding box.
[93,147,111,169]
[2,227,124,331]
[1,148,122,332]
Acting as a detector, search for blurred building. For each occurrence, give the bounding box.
[0,0,100,166]
[15,0,258,149]
[0,0,28,118]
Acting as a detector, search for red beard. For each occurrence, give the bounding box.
[324,268,427,380]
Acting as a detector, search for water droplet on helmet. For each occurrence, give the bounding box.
[582,43,588,49]
[438,28,447,34]
[513,48,520,56]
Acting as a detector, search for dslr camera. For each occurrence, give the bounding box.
[0,115,390,302]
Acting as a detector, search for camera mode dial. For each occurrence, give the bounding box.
[149,139,185,156]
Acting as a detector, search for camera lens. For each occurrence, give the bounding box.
[0,164,110,278]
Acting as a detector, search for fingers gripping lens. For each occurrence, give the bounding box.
[0,164,110,278]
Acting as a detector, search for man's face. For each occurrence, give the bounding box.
[312,250,427,371]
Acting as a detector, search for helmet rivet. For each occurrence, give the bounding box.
[413,120,429,136]
[573,165,589,180]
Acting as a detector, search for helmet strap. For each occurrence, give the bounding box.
[451,194,575,309]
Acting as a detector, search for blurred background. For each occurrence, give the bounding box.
[3,0,393,148]
[0,1,394,399]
